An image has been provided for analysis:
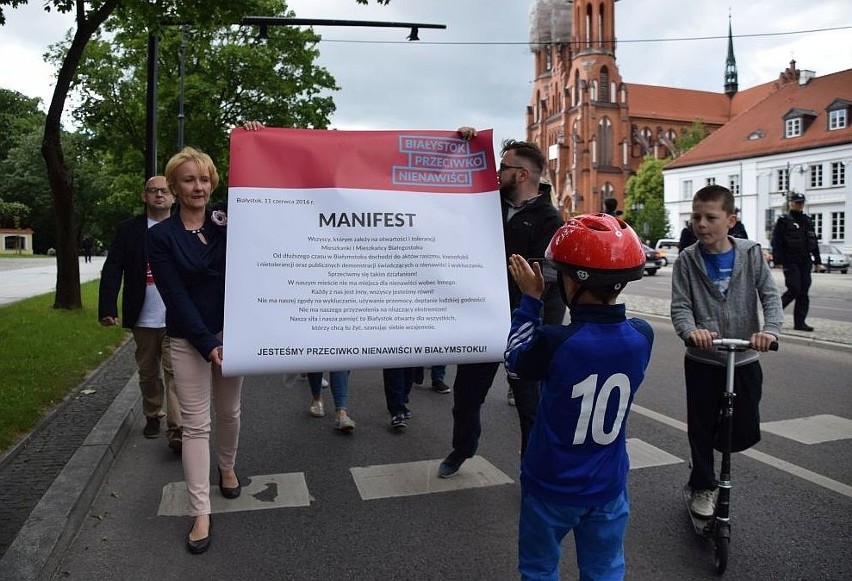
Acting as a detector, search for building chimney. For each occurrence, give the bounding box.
[799,70,816,85]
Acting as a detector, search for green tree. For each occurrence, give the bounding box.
[622,157,671,244]
[0,0,390,309]
[674,121,709,157]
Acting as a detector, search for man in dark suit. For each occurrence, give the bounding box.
[99,176,182,450]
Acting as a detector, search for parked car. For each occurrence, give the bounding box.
[817,244,850,274]
[654,238,679,266]
[642,244,663,276]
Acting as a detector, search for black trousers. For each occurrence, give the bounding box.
[685,358,763,490]
[781,261,812,327]
[450,361,501,458]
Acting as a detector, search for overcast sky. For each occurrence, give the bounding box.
[1,0,850,150]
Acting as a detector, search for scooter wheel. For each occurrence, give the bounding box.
[714,536,729,575]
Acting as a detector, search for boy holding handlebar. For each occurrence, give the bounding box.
[671,185,783,517]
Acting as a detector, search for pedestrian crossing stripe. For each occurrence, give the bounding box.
[761,414,852,444]
[155,439,687,515]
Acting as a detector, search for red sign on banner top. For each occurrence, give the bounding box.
[229,127,497,194]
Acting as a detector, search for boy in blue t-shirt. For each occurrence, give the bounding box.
[505,213,653,581]
[671,185,782,518]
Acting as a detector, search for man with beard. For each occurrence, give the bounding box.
[438,128,564,478]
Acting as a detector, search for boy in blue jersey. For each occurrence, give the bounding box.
[671,185,782,518]
[505,213,653,581]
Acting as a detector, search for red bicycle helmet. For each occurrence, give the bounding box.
[545,213,645,290]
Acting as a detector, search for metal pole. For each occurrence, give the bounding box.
[145,31,159,179]
[178,25,187,150]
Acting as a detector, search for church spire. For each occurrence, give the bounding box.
[724,12,739,97]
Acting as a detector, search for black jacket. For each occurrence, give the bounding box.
[98,214,151,328]
[771,211,820,266]
[502,185,564,312]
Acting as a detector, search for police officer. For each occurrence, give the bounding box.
[771,192,821,331]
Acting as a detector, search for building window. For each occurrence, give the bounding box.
[590,80,598,102]
[728,174,740,195]
[598,117,613,166]
[706,177,716,186]
[810,164,823,188]
[828,109,847,130]
[785,117,802,138]
[811,213,823,240]
[831,161,846,186]
[545,46,552,72]
[831,212,845,241]
[682,180,693,200]
[599,66,610,103]
[777,167,789,192]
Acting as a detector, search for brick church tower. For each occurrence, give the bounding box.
[527,0,632,216]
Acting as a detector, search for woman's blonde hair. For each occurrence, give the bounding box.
[164,146,219,192]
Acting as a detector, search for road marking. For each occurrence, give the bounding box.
[627,438,683,469]
[761,414,852,444]
[632,405,852,498]
[350,455,514,501]
[157,472,311,516]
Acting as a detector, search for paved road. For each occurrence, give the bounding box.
[0,256,106,306]
[0,258,850,579]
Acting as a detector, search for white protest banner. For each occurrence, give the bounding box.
[222,128,509,376]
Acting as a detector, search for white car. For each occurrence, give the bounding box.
[818,244,850,274]
[654,238,679,266]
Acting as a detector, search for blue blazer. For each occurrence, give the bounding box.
[147,210,228,359]
[98,214,151,328]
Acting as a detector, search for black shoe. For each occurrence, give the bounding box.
[218,467,241,499]
[438,451,466,479]
[391,413,407,430]
[186,515,211,554]
[143,416,161,438]
[794,323,814,332]
[168,429,182,453]
[413,367,424,385]
[432,380,451,394]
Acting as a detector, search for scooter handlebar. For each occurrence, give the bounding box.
[685,337,779,351]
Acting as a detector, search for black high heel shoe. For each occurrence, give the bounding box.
[218,466,241,499]
[186,514,212,554]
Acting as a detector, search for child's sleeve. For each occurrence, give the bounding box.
[754,245,784,336]
[504,294,547,380]
[670,255,698,342]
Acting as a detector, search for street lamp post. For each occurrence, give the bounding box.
[145,17,446,178]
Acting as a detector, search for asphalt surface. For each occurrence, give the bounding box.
[0,257,849,579]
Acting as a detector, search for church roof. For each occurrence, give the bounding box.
[667,68,852,169]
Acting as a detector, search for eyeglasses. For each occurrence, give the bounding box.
[498,163,527,172]
[144,186,171,195]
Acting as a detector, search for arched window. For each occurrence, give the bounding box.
[597,3,604,48]
[590,80,598,102]
[574,69,581,106]
[600,66,610,103]
[598,117,613,166]
[585,4,592,48]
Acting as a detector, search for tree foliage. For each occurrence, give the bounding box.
[674,121,709,157]
[0,0,390,309]
[622,157,672,243]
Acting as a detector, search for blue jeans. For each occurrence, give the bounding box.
[383,367,415,415]
[430,365,446,382]
[519,490,629,581]
[307,371,350,410]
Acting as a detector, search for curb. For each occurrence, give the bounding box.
[0,374,140,580]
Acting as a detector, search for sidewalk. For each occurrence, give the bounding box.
[0,256,106,306]
[0,259,850,578]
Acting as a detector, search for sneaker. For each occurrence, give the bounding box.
[432,380,451,394]
[335,414,356,432]
[507,388,515,407]
[689,488,716,518]
[438,451,466,479]
[321,377,330,388]
[403,408,413,420]
[143,416,161,438]
[309,400,325,417]
[391,413,407,430]
[794,323,814,332]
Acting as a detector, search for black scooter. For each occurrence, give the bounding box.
[683,338,778,575]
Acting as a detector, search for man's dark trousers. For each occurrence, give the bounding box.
[781,261,812,327]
